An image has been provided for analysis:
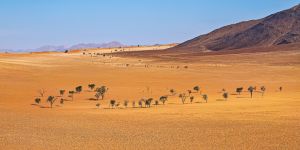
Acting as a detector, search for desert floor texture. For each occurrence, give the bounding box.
[0,46,299,149]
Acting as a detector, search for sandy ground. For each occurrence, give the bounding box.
[0,47,300,149]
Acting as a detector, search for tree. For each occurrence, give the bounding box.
[236,87,243,95]
[59,90,65,97]
[248,86,254,98]
[110,100,116,108]
[138,100,143,108]
[202,94,208,103]
[35,98,41,105]
[145,98,153,108]
[60,98,64,105]
[170,89,176,96]
[179,93,187,104]
[187,90,192,96]
[75,86,82,93]
[159,96,168,105]
[95,86,108,100]
[124,100,129,108]
[47,96,57,108]
[260,86,266,96]
[190,96,194,103]
[95,92,101,100]
[223,92,228,101]
[96,103,100,108]
[38,89,46,97]
[193,86,200,93]
[88,84,96,91]
[69,91,75,100]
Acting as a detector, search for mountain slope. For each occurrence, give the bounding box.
[172,4,300,51]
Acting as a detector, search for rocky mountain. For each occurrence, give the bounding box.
[172,4,300,51]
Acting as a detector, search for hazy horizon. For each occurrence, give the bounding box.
[0,0,299,50]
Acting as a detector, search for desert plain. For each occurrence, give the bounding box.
[0,45,300,150]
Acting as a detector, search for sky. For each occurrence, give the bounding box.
[0,0,299,50]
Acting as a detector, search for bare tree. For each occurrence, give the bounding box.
[38,89,46,97]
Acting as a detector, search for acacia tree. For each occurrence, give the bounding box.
[96,86,108,100]
[261,86,266,96]
[96,103,100,108]
[236,87,243,95]
[159,96,168,105]
[145,98,153,108]
[124,100,129,108]
[75,86,83,93]
[179,93,187,104]
[69,91,75,100]
[223,92,228,101]
[190,96,194,103]
[193,86,200,93]
[35,98,41,105]
[170,89,176,96]
[47,96,57,108]
[138,100,143,108]
[248,86,254,98]
[187,90,192,96]
[202,94,208,103]
[88,84,96,91]
[59,90,65,97]
[110,99,116,108]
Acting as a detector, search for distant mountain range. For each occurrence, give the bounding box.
[171,4,300,52]
[0,41,124,52]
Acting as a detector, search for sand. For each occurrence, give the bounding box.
[0,47,299,149]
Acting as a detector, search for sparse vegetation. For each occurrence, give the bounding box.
[202,94,208,103]
[35,98,41,105]
[59,90,65,97]
[179,93,187,104]
[236,87,243,95]
[75,86,83,93]
[47,96,57,108]
[248,86,254,98]
[190,96,194,103]
[159,96,168,105]
[223,92,228,101]
[88,84,96,91]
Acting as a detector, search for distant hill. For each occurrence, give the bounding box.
[0,41,125,52]
[172,4,300,51]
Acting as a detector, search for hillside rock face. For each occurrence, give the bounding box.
[173,4,300,51]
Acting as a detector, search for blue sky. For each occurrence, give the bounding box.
[0,0,299,49]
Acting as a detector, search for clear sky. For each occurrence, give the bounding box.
[0,0,299,49]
